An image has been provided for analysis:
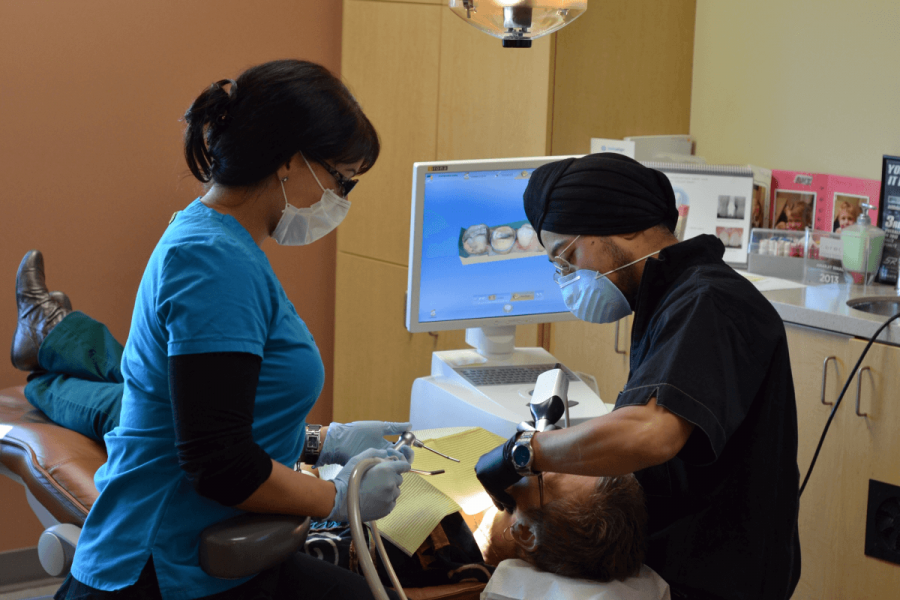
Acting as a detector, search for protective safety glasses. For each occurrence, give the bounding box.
[551,235,581,283]
[317,160,358,198]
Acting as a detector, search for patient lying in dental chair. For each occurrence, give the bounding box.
[10,252,647,590]
[297,449,646,588]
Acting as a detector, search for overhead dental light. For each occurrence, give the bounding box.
[448,0,587,48]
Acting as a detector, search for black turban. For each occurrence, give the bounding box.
[523,153,678,245]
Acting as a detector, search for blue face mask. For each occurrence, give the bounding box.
[556,250,660,324]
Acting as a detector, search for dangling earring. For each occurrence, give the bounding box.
[279,176,290,207]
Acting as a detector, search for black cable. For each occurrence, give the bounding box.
[799,308,900,498]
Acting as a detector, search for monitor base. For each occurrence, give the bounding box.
[465,326,516,359]
[409,346,613,439]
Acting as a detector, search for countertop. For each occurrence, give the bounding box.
[756,280,900,346]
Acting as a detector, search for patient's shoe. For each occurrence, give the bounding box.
[50,291,73,313]
[11,251,72,371]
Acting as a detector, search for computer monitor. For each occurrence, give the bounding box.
[405,156,580,341]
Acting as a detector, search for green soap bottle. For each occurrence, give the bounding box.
[841,202,885,285]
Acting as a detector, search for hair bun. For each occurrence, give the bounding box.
[210,79,237,122]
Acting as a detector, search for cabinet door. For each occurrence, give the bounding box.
[333,253,465,423]
[836,339,900,599]
[785,324,852,599]
[339,0,442,266]
[549,0,695,154]
[547,316,632,404]
[435,8,553,160]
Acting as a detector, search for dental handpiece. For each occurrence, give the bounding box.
[393,431,460,463]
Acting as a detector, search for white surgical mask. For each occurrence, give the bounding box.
[271,154,351,246]
[556,250,659,324]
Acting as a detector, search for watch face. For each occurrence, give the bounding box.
[512,444,531,468]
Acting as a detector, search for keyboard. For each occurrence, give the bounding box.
[454,364,579,387]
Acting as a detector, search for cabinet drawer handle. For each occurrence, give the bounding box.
[820,356,837,406]
[614,321,626,355]
[855,366,871,418]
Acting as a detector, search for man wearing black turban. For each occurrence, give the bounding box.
[476,154,801,600]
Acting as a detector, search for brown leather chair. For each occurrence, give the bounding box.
[0,386,484,600]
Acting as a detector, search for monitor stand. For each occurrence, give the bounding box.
[409,326,615,439]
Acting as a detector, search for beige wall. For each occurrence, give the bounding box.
[0,0,341,553]
[691,0,900,180]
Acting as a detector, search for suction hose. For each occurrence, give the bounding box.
[347,457,409,600]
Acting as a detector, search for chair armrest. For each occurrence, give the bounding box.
[199,513,311,580]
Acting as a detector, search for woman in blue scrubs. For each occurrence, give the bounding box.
[13,59,410,600]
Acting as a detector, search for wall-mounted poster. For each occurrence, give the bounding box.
[876,155,900,285]
[771,170,881,233]
[644,163,755,266]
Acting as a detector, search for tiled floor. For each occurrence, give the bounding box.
[0,579,61,600]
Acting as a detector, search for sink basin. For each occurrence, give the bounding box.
[846,296,900,318]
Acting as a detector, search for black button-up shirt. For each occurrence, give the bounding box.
[615,235,801,600]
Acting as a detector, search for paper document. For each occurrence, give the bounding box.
[409,427,506,515]
[376,426,505,555]
[373,472,462,555]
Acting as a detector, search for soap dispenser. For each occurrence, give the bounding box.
[841,202,885,285]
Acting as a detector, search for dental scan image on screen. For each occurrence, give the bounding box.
[416,167,569,326]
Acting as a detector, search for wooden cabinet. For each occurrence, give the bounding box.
[835,338,900,598]
[333,252,463,422]
[787,324,852,598]
[333,251,539,423]
[335,0,696,422]
[548,316,632,404]
[339,0,442,266]
[787,323,900,599]
[335,0,552,422]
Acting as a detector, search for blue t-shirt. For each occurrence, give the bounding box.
[71,199,325,599]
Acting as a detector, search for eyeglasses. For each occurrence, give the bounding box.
[317,160,358,198]
[501,473,544,542]
[551,235,581,283]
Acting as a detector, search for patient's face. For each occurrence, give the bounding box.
[510,472,598,514]
[480,473,599,565]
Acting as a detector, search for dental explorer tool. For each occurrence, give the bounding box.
[393,431,460,463]
[410,469,445,476]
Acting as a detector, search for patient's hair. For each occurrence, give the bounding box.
[513,475,646,582]
[183,59,379,186]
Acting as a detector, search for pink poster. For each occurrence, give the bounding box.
[771,170,881,233]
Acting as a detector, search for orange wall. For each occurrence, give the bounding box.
[0,1,342,552]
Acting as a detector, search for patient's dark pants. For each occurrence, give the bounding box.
[25,311,124,442]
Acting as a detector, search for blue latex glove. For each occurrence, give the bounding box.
[317,421,413,466]
[475,434,523,513]
[327,448,411,523]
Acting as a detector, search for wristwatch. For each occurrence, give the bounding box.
[301,424,323,467]
[511,431,539,477]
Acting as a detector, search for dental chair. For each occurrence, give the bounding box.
[0,386,485,600]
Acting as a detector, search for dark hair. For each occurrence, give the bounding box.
[183,59,379,186]
[514,475,647,582]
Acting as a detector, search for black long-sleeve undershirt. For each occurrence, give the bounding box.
[168,352,273,507]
